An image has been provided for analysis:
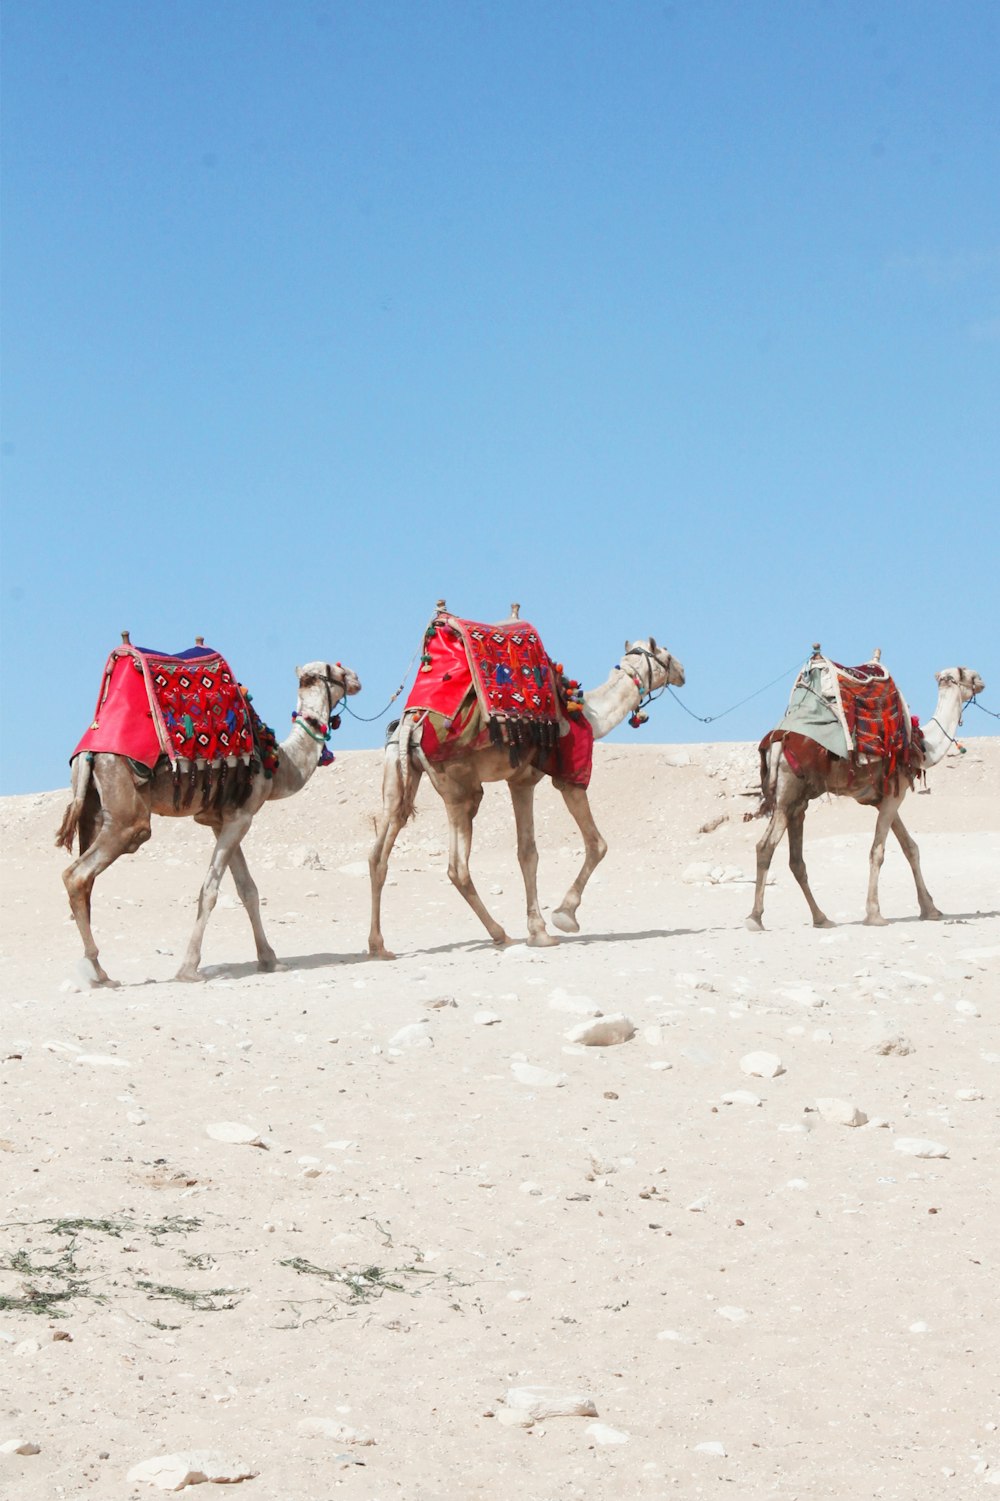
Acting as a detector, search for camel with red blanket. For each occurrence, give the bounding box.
[57,649,361,984]
[368,608,684,957]
[746,654,984,931]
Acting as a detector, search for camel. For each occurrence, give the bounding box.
[368,628,685,957]
[57,659,361,984]
[746,659,984,931]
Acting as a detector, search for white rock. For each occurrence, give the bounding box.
[955,999,980,1017]
[716,1306,748,1322]
[564,1014,636,1047]
[586,1423,630,1445]
[425,995,457,1009]
[682,862,715,884]
[909,1321,930,1333]
[511,1061,566,1088]
[694,1441,727,1456]
[474,1011,502,1026]
[205,1122,265,1147]
[126,1451,257,1489]
[740,1051,785,1079]
[721,1090,762,1107]
[503,1385,598,1424]
[388,1022,433,1049]
[816,1097,869,1127]
[296,1418,374,1445]
[0,1439,40,1455]
[955,1088,984,1102]
[648,1060,674,1071]
[74,1054,129,1068]
[14,1340,41,1356]
[894,1137,949,1159]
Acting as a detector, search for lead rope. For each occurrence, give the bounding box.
[665,661,802,725]
[341,644,424,724]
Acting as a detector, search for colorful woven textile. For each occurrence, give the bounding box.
[833,662,913,775]
[72,643,256,771]
[404,613,593,785]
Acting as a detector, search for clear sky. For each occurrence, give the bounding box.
[2,1,998,795]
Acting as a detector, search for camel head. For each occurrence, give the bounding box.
[295,660,362,730]
[622,638,686,692]
[935,666,985,702]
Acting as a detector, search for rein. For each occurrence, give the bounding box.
[619,645,673,727]
[666,661,803,725]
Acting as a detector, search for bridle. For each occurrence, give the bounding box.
[619,644,674,725]
[293,665,349,745]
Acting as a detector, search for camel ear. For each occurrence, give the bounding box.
[624,639,632,653]
[295,665,302,677]
[649,636,658,652]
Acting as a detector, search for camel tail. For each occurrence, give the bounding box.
[748,738,781,820]
[55,754,92,852]
[397,716,420,827]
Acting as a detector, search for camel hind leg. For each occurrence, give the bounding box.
[227,843,284,972]
[509,778,558,946]
[61,759,152,985]
[444,789,511,946]
[787,807,833,928]
[550,783,608,935]
[175,811,253,981]
[367,745,424,959]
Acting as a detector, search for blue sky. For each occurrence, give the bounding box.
[2,1,998,794]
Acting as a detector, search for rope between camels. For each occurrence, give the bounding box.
[341,645,424,723]
[667,661,802,724]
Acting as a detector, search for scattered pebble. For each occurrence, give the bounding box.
[740,1051,785,1079]
[126,1452,257,1490]
[694,1441,727,1457]
[894,1138,949,1159]
[500,1386,598,1426]
[296,1418,375,1445]
[716,1306,748,1322]
[564,1014,636,1047]
[721,1090,762,1107]
[0,1439,40,1455]
[388,1022,433,1049]
[474,1010,502,1026]
[205,1123,266,1147]
[510,1061,566,1088]
[816,1097,869,1127]
[586,1423,630,1445]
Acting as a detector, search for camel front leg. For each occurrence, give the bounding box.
[863,801,898,926]
[892,812,942,920]
[176,813,253,981]
[745,807,789,931]
[787,808,833,928]
[550,783,607,935]
[509,781,558,946]
[228,845,284,971]
[444,792,511,946]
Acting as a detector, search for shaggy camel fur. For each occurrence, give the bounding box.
[747,665,984,930]
[368,637,685,958]
[57,661,361,983]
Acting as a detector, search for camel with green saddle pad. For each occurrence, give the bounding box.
[747,648,984,930]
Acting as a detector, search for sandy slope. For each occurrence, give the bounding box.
[1,738,998,1500]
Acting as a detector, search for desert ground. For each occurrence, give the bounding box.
[1,736,998,1500]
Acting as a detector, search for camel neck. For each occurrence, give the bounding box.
[921,683,967,769]
[270,711,327,799]
[581,666,642,741]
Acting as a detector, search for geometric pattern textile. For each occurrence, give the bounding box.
[72,643,255,771]
[403,611,593,785]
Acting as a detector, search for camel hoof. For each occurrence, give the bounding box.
[368,947,397,961]
[174,968,206,983]
[551,910,579,935]
[813,917,836,929]
[920,908,943,921]
[744,916,764,933]
[491,933,515,948]
[526,931,560,948]
[258,957,287,974]
[79,958,118,988]
[863,914,890,928]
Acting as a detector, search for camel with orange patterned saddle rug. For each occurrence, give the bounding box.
[57,634,361,985]
[746,647,984,930]
[368,602,685,958]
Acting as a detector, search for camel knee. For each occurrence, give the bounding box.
[124,823,151,856]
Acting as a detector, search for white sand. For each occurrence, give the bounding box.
[2,738,998,1499]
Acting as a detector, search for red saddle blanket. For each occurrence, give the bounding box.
[404,613,594,786]
[72,644,255,771]
[834,661,914,774]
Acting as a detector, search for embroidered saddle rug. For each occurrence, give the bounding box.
[72,643,257,773]
[403,613,594,787]
[766,652,923,792]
